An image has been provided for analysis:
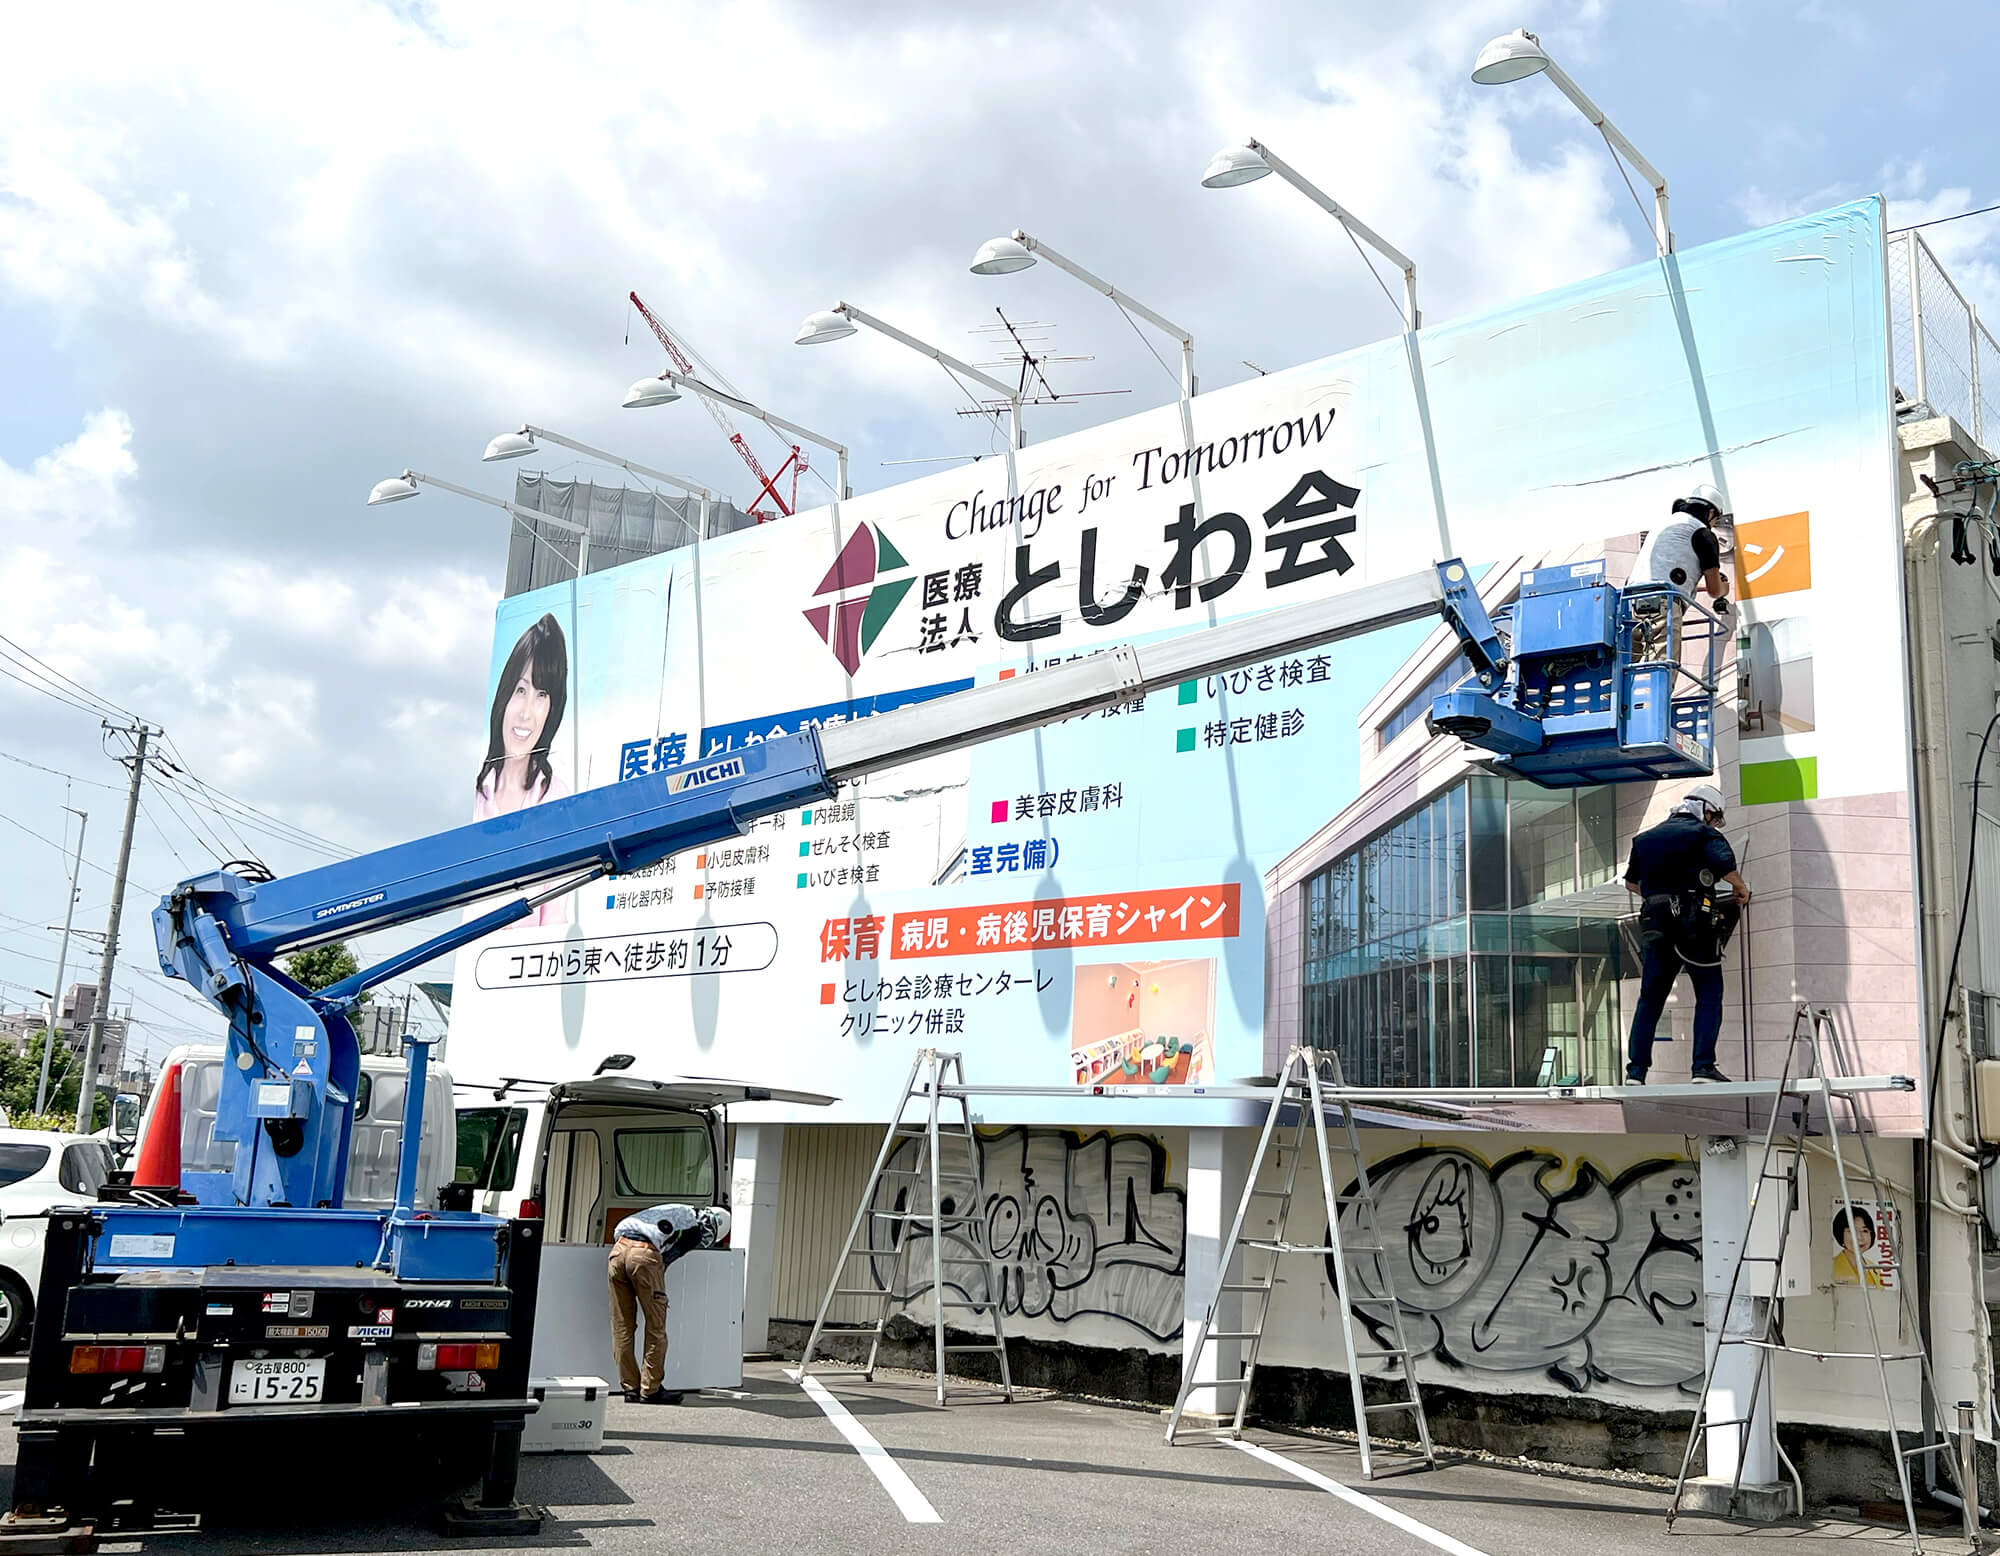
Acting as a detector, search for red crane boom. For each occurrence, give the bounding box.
[628,290,804,519]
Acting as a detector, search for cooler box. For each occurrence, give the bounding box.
[523,1375,610,1453]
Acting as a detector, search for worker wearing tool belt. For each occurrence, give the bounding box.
[608,1203,731,1404]
[1623,782,1751,1084]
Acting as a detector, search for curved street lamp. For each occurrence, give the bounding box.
[366,468,592,576]
[483,424,714,538]
[796,302,1024,449]
[624,370,849,501]
[1471,28,1672,255]
[1200,139,1420,329]
[970,229,1195,400]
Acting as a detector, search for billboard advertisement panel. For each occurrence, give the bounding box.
[448,198,1902,1123]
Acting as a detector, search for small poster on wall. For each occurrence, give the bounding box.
[1830,1200,1898,1289]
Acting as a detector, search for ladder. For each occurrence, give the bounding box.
[1667,1007,1966,1547]
[797,1049,1015,1406]
[1165,1046,1436,1479]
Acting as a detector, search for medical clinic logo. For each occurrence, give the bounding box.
[802,523,914,674]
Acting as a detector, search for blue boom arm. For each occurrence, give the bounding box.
[153,736,834,1208]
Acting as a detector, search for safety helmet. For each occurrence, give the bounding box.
[698,1206,732,1248]
[1681,782,1726,824]
[1672,483,1731,525]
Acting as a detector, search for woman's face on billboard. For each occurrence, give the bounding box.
[502,669,551,758]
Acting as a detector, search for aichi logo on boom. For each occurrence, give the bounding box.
[802,523,914,674]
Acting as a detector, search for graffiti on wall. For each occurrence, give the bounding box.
[868,1127,1186,1342]
[1331,1147,1703,1395]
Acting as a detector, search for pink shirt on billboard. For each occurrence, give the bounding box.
[474,770,573,925]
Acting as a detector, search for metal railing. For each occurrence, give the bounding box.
[1890,229,2000,446]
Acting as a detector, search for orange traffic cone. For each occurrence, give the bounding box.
[130,1062,183,1191]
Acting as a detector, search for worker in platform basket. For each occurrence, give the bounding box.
[1628,484,1733,660]
[1623,782,1751,1085]
[608,1202,731,1404]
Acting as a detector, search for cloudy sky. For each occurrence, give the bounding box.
[1,0,1993,1072]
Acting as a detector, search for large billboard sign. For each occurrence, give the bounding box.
[448,199,1903,1122]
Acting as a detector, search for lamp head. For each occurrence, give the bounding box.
[622,375,681,409]
[1201,143,1273,189]
[1471,28,1550,85]
[795,308,857,346]
[367,475,419,505]
[969,236,1035,276]
[482,430,537,462]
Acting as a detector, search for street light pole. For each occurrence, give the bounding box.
[38,807,87,1117]
[624,371,850,501]
[796,302,1025,450]
[1201,140,1420,329]
[484,425,715,540]
[367,469,591,576]
[1471,28,1672,255]
[971,229,1196,400]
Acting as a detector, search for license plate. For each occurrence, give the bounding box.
[229,1357,325,1406]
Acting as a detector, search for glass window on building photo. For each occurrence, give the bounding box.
[1301,778,1625,1088]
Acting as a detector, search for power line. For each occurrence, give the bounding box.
[137,797,196,874]
[148,770,253,866]
[0,633,134,720]
[0,747,121,792]
[153,737,353,859]
[154,769,338,864]
[1891,201,2000,235]
[0,660,108,718]
[0,648,350,863]
[0,806,155,895]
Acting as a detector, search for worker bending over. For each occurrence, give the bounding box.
[1629,484,1732,659]
[607,1203,730,1404]
[1624,782,1751,1085]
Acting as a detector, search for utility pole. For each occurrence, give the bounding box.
[38,808,88,1117]
[77,723,154,1132]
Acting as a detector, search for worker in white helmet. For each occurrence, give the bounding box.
[1622,782,1751,1083]
[1632,484,1732,605]
[1629,484,1733,661]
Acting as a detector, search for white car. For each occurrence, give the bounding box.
[0,1129,116,1350]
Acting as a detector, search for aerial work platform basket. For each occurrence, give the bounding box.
[1429,561,1722,789]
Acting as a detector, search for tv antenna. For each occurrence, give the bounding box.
[953,308,1130,421]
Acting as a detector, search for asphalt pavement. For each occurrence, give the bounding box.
[0,1357,1936,1554]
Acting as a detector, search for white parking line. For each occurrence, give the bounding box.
[1228,1439,1490,1556]
[0,1393,23,1413]
[786,1369,941,1524]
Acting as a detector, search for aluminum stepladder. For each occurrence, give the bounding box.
[797,1048,1015,1406]
[1667,1006,1966,1549]
[1165,1046,1436,1478]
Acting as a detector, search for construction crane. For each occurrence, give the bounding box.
[628,291,804,520]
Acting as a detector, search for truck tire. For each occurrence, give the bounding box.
[0,1268,35,1353]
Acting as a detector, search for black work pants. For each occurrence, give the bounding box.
[1627,925,1723,1075]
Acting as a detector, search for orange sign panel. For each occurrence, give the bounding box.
[1734,510,1812,600]
[891,884,1241,959]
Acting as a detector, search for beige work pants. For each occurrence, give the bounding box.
[607,1237,669,1395]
